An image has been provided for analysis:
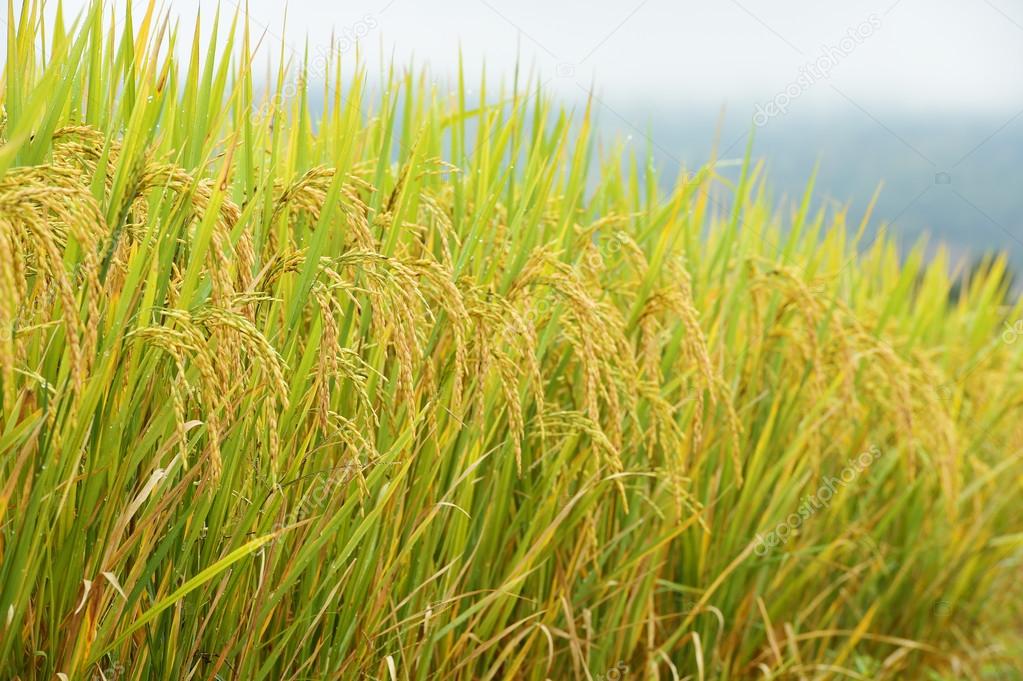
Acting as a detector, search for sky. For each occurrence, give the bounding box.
[50,0,1023,113]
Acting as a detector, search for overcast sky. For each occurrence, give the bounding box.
[48,0,1023,114]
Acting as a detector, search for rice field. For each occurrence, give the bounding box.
[1,2,1022,679]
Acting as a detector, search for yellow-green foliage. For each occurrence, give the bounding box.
[1,2,1021,679]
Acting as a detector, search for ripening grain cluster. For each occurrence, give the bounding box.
[1,2,1021,679]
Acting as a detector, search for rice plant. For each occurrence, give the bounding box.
[1,1,1021,679]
